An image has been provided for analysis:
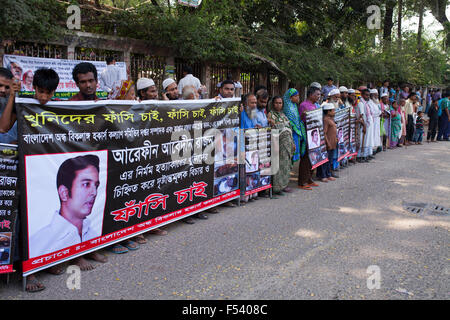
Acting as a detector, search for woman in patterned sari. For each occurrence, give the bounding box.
[268,96,295,195]
[282,88,307,163]
[390,100,402,148]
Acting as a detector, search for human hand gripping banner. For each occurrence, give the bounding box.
[16,98,241,275]
[305,108,328,169]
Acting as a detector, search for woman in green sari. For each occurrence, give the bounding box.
[390,100,402,148]
[268,96,296,195]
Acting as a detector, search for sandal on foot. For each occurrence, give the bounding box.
[298,185,312,190]
[46,264,65,275]
[108,244,129,254]
[206,207,219,214]
[122,240,139,251]
[148,228,168,236]
[26,276,45,293]
[134,234,147,244]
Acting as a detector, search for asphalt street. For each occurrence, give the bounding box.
[1,140,449,300]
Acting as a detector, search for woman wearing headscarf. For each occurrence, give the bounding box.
[282,88,310,190]
[267,96,295,195]
[107,79,136,100]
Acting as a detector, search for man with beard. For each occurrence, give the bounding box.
[136,77,158,100]
[370,89,382,154]
[255,88,274,128]
[324,88,342,110]
[162,78,180,100]
[340,86,352,109]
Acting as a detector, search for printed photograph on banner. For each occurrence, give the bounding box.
[0,232,12,265]
[260,175,270,187]
[308,128,321,149]
[214,128,238,178]
[246,172,260,191]
[213,173,238,196]
[245,150,259,173]
[25,150,108,259]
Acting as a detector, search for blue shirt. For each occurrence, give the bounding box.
[322,85,337,100]
[240,110,257,129]
[254,108,268,127]
[0,97,17,144]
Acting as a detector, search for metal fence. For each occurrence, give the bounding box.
[130,53,167,92]
[3,41,67,59]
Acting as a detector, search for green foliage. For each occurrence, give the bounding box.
[0,0,65,41]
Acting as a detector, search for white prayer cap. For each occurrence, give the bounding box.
[310,82,322,89]
[380,92,388,98]
[370,88,378,95]
[162,78,176,90]
[339,86,348,93]
[322,103,335,110]
[136,78,155,91]
[348,89,355,94]
[329,88,340,96]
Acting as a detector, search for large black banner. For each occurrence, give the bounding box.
[0,144,19,274]
[16,98,241,275]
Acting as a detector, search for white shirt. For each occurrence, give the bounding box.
[29,210,98,258]
[100,64,122,93]
[178,74,202,95]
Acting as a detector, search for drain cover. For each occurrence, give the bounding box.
[403,202,450,216]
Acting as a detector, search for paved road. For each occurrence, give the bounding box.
[1,141,449,300]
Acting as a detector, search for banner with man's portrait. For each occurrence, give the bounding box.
[335,107,350,161]
[305,108,328,169]
[243,128,272,196]
[16,98,241,275]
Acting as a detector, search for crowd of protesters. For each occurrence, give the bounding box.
[0,58,449,293]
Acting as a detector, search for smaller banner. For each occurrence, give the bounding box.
[244,128,272,196]
[305,108,328,169]
[0,143,19,274]
[335,107,350,161]
[3,55,127,100]
[348,113,358,157]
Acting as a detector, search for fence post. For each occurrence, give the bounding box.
[123,50,131,79]
[0,41,5,67]
[204,63,211,99]
[67,44,76,60]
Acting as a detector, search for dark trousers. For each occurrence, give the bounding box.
[316,150,333,179]
[406,115,415,142]
[298,151,312,186]
[427,119,438,141]
[437,114,449,140]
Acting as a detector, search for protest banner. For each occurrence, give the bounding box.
[0,144,19,274]
[243,128,272,196]
[335,107,351,161]
[348,113,358,157]
[3,55,127,100]
[16,98,241,276]
[305,108,328,169]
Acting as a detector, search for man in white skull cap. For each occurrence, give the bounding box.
[162,78,179,100]
[136,77,158,101]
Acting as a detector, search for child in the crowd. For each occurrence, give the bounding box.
[0,68,60,134]
[316,103,337,182]
[427,99,439,142]
[413,111,425,144]
[398,98,407,147]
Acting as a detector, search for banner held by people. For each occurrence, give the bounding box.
[305,108,328,169]
[335,107,351,161]
[0,143,19,274]
[16,98,241,276]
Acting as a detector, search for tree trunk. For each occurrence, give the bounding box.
[417,0,425,52]
[397,0,403,49]
[427,0,450,49]
[383,0,395,43]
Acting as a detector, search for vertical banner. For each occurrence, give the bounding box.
[16,98,241,276]
[305,108,328,169]
[335,107,351,161]
[244,128,272,196]
[0,144,19,274]
[3,55,127,100]
[348,113,358,157]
